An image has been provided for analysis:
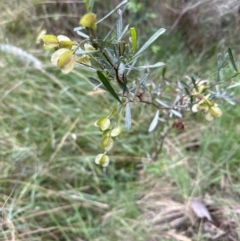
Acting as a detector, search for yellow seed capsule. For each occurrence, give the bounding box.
[79,13,97,30]
[111,127,121,137]
[84,43,95,51]
[99,136,114,151]
[78,55,91,66]
[57,50,73,68]
[42,34,59,49]
[51,48,76,74]
[95,154,109,167]
[95,117,110,131]
[102,129,111,138]
[57,35,74,49]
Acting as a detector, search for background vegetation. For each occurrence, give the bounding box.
[0,0,240,240]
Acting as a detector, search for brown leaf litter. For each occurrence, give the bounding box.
[100,177,240,241]
[141,185,240,241]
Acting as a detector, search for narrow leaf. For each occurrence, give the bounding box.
[74,27,90,39]
[216,53,222,82]
[75,49,99,55]
[118,24,129,41]
[179,81,190,89]
[171,109,182,118]
[88,77,106,90]
[155,99,170,108]
[133,28,166,59]
[125,102,132,130]
[126,57,138,76]
[116,9,123,40]
[102,3,129,42]
[191,76,198,91]
[128,62,165,70]
[162,66,167,79]
[179,81,191,96]
[97,0,128,24]
[130,27,137,53]
[148,110,159,132]
[104,21,118,42]
[97,71,122,103]
[104,48,117,66]
[228,47,238,72]
[139,73,149,85]
[217,53,223,70]
[216,52,230,82]
[227,82,240,89]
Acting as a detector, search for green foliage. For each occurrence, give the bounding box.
[40,0,240,164]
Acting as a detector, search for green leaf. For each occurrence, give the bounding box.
[130,27,137,53]
[88,77,106,90]
[191,76,198,92]
[216,53,229,82]
[179,81,191,96]
[97,71,122,103]
[133,28,166,59]
[162,66,167,79]
[228,47,238,73]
